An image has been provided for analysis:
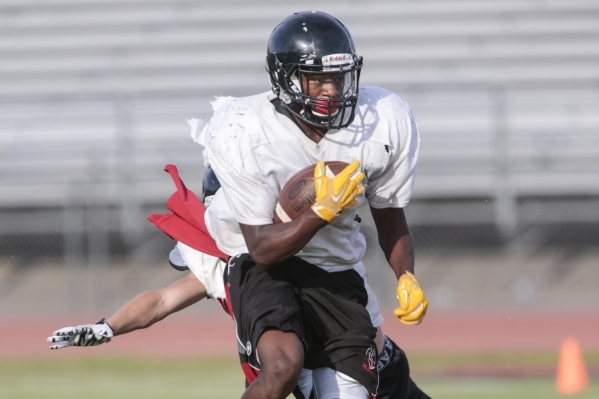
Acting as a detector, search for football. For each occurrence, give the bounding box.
[273,161,349,223]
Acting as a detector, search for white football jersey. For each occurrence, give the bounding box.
[195,86,420,271]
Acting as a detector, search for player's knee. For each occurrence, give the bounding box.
[264,348,302,392]
[257,330,303,397]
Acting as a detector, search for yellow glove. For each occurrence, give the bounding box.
[393,271,429,325]
[311,160,365,222]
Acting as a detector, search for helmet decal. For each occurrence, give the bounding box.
[322,53,354,69]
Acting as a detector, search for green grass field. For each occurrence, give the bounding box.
[1,353,596,399]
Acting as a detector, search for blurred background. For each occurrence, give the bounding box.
[0,0,598,398]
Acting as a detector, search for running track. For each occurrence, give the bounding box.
[3,310,599,358]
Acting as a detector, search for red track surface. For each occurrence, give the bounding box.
[3,310,599,358]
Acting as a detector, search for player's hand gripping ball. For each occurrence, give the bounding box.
[393,271,429,325]
[311,160,365,222]
[273,161,364,223]
[47,319,113,349]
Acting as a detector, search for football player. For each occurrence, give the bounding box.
[200,167,431,399]
[195,10,429,399]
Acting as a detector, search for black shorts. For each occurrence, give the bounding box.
[225,254,379,394]
[377,336,431,399]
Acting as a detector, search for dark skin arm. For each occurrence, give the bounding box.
[241,206,414,273]
[370,206,415,278]
[239,210,327,268]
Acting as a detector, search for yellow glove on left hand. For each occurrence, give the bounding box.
[393,271,429,325]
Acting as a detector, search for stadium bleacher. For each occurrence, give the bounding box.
[0,0,598,251]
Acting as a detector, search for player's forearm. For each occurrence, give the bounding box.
[106,290,170,336]
[240,211,327,268]
[384,232,415,278]
[106,273,206,336]
[370,206,415,278]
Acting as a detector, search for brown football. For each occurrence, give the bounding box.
[273,161,349,223]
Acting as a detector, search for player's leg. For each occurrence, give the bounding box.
[227,254,309,399]
[244,369,314,399]
[377,335,431,399]
[281,260,378,397]
[242,329,304,399]
[296,369,315,399]
[312,368,369,399]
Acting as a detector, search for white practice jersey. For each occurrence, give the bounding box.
[194,86,420,271]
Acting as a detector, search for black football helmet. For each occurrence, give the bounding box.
[266,11,363,130]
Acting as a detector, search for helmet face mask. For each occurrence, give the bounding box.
[266,11,363,130]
